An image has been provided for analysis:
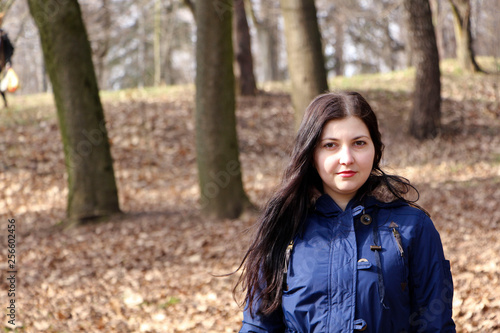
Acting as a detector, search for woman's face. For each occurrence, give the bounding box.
[313,116,375,210]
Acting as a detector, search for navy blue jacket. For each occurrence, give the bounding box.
[240,194,455,332]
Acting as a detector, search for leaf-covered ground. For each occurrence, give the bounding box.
[1,66,499,332]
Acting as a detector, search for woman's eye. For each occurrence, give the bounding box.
[354,140,366,147]
[323,142,337,149]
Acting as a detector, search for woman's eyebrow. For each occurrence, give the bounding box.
[319,135,370,141]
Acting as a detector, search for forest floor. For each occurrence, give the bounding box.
[1,60,500,332]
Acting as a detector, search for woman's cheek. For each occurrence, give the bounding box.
[327,152,339,165]
[322,155,338,175]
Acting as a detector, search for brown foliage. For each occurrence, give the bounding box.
[0,69,499,331]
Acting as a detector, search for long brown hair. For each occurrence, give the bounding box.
[235,91,418,316]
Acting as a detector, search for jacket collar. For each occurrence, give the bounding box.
[314,192,406,217]
[314,194,344,217]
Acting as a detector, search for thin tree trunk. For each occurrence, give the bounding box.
[448,0,483,73]
[248,1,280,82]
[280,0,329,129]
[431,0,445,59]
[234,0,257,96]
[153,0,161,86]
[28,0,120,224]
[138,7,146,88]
[162,1,176,85]
[94,0,111,89]
[404,0,442,140]
[195,0,250,219]
[333,18,344,76]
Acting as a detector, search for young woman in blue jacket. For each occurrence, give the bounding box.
[236,92,455,332]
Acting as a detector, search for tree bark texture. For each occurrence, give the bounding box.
[404,0,442,140]
[234,0,257,96]
[28,0,120,223]
[195,0,249,219]
[448,0,483,73]
[280,0,329,129]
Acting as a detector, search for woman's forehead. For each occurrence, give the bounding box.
[320,117,370,138]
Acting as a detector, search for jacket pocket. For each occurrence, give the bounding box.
[383,226,410,293]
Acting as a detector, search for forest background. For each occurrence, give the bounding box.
[0,0,499,332]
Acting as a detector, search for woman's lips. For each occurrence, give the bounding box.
[338,171,357,178]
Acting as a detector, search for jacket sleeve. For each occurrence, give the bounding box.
[408,212,456,332]
[239,298,285,333]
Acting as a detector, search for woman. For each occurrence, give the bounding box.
[236,92,455,332]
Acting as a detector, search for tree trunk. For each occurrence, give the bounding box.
[257,24,280,82]
[404,0,441,140]
[431,0,445,59]
[280,0,329,129]
[162,2,176,85]
[28,0,120,223]
[153,0,161,86]
[247,1,281,82]
[137,6,147,88]
[234,0,257,96]
[195,0,250,219]
[92,0,111,89]
[448,0,483,73]
[333,18,344,76]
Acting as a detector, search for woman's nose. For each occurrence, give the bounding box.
[339,146,354,165]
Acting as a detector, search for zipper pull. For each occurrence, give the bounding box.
[392,228,404,257]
